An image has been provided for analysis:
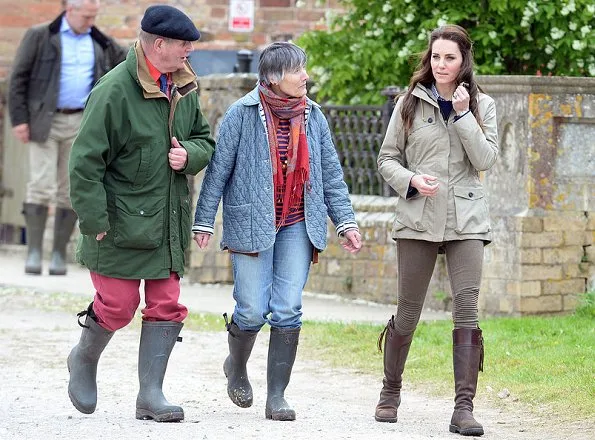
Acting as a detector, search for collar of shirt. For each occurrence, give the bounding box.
[431,83,449,102]
[144,56,170,88]
[60,16,91,36]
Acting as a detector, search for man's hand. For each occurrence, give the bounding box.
[193,233,210,249]
[341,229,362,254]
[168,136,188,171]
[96,232,107,241]
[12,123,30,144]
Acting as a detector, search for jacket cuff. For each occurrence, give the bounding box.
[192,224,214,235]
[335,220,358,237]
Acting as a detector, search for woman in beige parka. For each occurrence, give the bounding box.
[374,25,498,437]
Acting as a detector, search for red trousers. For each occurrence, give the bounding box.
[90,271,188,331]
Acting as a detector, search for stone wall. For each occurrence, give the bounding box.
[187,74,595,315]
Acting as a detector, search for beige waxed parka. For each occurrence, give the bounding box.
[377,83,498,243]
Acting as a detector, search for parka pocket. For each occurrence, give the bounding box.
[393,195,428,232]
[453,186,490,234]
[113,195,165,249]
[222,203,252,249]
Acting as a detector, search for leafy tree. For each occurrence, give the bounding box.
[297,0,595,104]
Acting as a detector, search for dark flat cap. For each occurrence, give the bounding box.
[141,5,200,41]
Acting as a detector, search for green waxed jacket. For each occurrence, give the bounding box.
[69,43,215,279]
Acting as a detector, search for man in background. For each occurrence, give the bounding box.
[8,0,126,275]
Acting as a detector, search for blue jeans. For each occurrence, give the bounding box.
[230,221,313,331]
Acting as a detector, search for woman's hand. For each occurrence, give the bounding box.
[452,83,470,115]
[341,229,362,254]
[193,233,211,249]
[410,174,439,197]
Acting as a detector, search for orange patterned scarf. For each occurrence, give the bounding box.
[258,82,309,227]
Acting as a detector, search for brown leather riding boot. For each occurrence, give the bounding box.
[374,316,414,423]
[449,328,485,436]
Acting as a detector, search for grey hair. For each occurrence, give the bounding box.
[258,42,307,85]
[139,30,174,45]
[65,0,99,7]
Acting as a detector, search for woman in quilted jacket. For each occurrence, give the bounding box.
[192,42,362,421]
[374,25,498,436]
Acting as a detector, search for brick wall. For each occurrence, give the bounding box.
[0,0,341,81]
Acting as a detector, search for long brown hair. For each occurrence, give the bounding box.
[400,25,482,137]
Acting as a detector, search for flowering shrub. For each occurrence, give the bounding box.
[297,0,595,104]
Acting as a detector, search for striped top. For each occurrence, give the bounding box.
[275,119,305,227]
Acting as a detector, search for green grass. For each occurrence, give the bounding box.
[296,295,595,421]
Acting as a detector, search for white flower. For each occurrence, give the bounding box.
[404,13,415,23]
[550,27,565,40]
[520,19,530,28]
[581,25,591,37]
[588,64,595,76]
[577,59,584,68]
[567,0,576,12]
[522,52,531,60]
[568,22,577,31]
[560,7,569,16]
[547,59,556,70]
[437,18,448,27]
[295,0,306,8]
[417,30,427,40]
[380,16,388,24]
[365,30,374,37]
[572,40,586,51]
[397,47,410,58]
[365,82,375,91]
[374,28,384,37]
[526,33,533,41]
[488,31,497,39]
[588,5,595,14]
[394,18,403,26]
[382,3,392,13]
[545,45,554,55]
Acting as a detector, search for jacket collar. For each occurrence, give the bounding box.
[412,83,439,108]
[240,86,321,109]
[48,11,112,49]
[128,42,198,99]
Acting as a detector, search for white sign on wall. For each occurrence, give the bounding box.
[229,0,254,33]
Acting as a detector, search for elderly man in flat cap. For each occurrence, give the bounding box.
[67,5,215,422]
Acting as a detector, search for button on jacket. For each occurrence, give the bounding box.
[377,84,498,243]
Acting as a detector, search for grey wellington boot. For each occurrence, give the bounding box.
[449,328,485,436]
[265,327,300,421]
[136,321,184,422]
[223,313,259,408]
[49,207,78,275]
[22,203,48,275]
[67,302,114,414]
[375,316,414,423]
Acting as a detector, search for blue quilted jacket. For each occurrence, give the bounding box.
[192,87,358,253]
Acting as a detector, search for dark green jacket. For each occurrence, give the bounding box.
[69,43,215,279]
[8,12,126,142]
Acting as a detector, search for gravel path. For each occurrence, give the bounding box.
[0,287,591,440]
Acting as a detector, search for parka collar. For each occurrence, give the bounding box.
[412,83,439,108]
[240,86,321,109]
[127,42,198,99]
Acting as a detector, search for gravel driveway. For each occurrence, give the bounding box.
[0,287,591,440]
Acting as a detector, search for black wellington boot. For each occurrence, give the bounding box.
[136,321,184,422]
[265,327,300,421]
[223,314,259,407]
[49,207,77,275]
[375,316,414,423]
[449,328,485,436]
[22,203,48,275]
[67,302,114,414]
